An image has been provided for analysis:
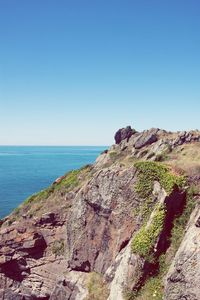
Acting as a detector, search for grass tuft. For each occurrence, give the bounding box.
[85,272,109,300]
[51,239,65,256]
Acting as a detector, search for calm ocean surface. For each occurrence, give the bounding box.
[0,146,107,219]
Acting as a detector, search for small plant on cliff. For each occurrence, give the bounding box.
[51,239,65,256]
[123,289,137,300]
[138,276,163,300]
[54,169,80,190]
[131,204,166,261]
[24,186,55,205]
[109,151,120,163]
[55,165,92,190]
[85,272,109,300]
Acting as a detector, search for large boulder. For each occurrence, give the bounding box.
[114,126,136,144]
[134,128,158,149]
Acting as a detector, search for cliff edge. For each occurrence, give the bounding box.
[1,126,200,300]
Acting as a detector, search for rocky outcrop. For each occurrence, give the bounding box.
[1,126,200,299]
[171,130,200,148]
[66,166,139,274]
[133,128,158,149]
[114,126,136,144]
[0,214,67,299]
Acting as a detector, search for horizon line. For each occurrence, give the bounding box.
[0,144,109,147]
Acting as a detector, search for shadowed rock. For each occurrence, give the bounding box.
[114,126,136,144]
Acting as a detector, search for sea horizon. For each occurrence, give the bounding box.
[0,144,108,147]
[0,145,107,218]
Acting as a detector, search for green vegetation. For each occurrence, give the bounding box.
[14,207,21,216]
[23,167,87,206]
[170,185,196,252]
[133,254,167,300]
[23,186,55,205]
[131,161,186,260]
[12,167,87,217]
[154,144,172,162]
[109,151,120,163]
[54,169,80,190]
[5,165,92,225]
[123,254,167,300]
[51,239,65,256]
[85,272,109,300]
[65,173,195,300]
[155,152,169,162]
[128,183,197,300]
[109,151,118,158]
[134,161,186,198]
[188,183,199,196]
[123,289,137,300]
[123,277,163,300]
[133,197,155,222]
[137,276,163,300]
[131,204,165,261]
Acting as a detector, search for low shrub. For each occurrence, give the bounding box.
[51,239,65,256]
[131,204,165,261]
[85,272,109,300]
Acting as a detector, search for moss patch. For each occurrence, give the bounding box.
[131,161,186,260]
[109,151,118,158]
[137,276,163,300]
[131,204,166,261]
[108,150,123,163]
[134,161,186,198]
[51,239,65,256]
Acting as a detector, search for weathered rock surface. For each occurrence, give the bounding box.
[164,203,200,300]
[66,166,139,274]
[133,128,158,149]
[114,126,136,144]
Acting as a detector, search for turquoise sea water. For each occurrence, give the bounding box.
[0,146,107,219]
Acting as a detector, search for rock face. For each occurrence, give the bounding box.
[1,126,200,299]
[66,166,138,274]
[134,128,158,149]
[114,126,136,144]
[164,203,200,300]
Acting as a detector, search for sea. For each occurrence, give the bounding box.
[0,146,107,219]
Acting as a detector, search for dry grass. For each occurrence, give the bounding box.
[165,143,200,177]
[85,272,109,300]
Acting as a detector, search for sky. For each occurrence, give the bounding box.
[0,0,200,145]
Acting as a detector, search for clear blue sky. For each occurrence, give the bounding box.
[0,0,199,145]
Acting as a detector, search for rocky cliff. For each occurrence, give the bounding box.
[1,127,200,300]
